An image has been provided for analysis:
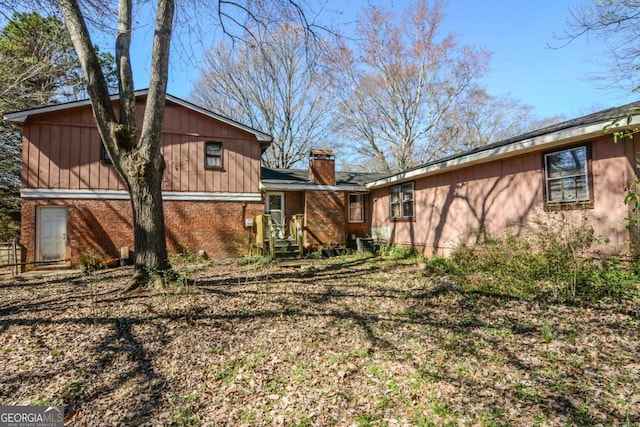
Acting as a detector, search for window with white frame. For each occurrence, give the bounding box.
[205,141,223,169]
[348,194,365,223]
[544,146,590,204]
[390,182,414,219]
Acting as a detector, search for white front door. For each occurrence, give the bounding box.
[37,206,67,263]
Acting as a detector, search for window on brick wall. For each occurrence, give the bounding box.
[390,182,414,219]
[205,141,223,169]
[348,194,365,223]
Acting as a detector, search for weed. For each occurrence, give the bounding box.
[79,251,103,272]
[167,406,199,426]
[355,412,380,426]
[540,320,554,343]
[60,380,83,402]
[376,395,394,411]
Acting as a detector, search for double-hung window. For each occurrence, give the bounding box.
[348,194,365,223]
[390,182,414,219]
[205,141,223,169]
[544,145,590,204]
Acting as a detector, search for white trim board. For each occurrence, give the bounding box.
[365,117,640,189]
[260,183,366,192]
[21,188,262,202]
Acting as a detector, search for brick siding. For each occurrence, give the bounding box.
[21,198,263,269]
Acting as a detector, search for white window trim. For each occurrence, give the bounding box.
[266,191,285,213]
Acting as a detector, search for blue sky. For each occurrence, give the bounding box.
[132,0,638,121]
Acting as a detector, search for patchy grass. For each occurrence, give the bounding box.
[0,257,638,426]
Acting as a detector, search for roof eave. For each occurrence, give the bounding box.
[366,117,640,189]
[3,90,273,143]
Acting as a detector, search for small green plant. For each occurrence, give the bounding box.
[167,406,200,426]
[169,251,205,265]
[540,320,554,343]
[78,251,103,272]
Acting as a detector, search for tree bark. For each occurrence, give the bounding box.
[58,0,175,290]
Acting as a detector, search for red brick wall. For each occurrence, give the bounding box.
[285,191,304,219]
[21,198,263,269]
[309,158,335,185]
[304,191,345,247]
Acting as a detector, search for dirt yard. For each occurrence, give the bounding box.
[0,256,638,426]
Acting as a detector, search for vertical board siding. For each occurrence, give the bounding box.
[21,100,264,194]
[371,135,632,255]
[78,127,92,189]
[69,126,81,189]
[37,124,50,188]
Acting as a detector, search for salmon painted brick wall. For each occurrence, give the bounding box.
[370,135,636,256]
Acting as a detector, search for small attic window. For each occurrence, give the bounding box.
[205,141,223,169]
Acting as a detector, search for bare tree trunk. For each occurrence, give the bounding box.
[120,147,170,291]
[58,0,175,291]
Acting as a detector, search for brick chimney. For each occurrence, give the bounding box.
[309,149,335,185]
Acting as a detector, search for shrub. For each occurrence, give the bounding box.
[378,243,415,260]
[583,257,639,303]
[422,255,460,277]
[78,252,103,272]
[430,213,639,304]
[448,237,544,298]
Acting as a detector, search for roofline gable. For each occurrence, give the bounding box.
[3,89,273,143]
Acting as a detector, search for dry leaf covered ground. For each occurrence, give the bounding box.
[0,256,638,426]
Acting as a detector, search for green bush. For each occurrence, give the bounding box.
[425,213,639,304]
[583,257,639,303]
[378,243,415,260]
[422,255,460,277]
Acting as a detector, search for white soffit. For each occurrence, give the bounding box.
[259,182,366,192]
[21,188,262,202]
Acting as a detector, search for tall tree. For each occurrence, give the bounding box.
[329,0,491,172]
[564,1,640,93]
[46,0,314,289]
[438,89,564,154]
[0,12,116,241]
[192,21,333,169]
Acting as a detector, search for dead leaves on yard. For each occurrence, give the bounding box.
[0,260,638,425]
